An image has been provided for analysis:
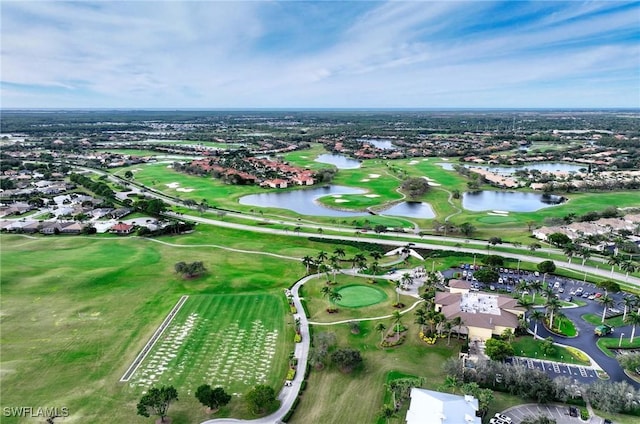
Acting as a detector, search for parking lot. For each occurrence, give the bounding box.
[501,404,596,424]
[508,357,599,383]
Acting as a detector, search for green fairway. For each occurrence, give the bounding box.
[335,284,387,308]
[126,293,289,401]
[0,234,298,423]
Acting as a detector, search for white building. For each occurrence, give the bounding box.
[405,388,481,424]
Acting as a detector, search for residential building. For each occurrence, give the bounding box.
[405,388,481,424]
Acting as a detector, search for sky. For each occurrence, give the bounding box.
[1,1,639,109]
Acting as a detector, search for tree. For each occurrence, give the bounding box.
[529,279,543,303]
[245,385,276,414]
[392,311,403,339]
[459,222,476,237]
[545,297,561,329]
[331,348,363,373]
[316,250,328,263]
[537,260,556,274]
[482,255,504,268]
[625,311,640,343]
[321,286,332,310]
[333,247,346,259]
[329,289,342,310]
[618,352,640,374]
[530,310,545,339]
[195,384,231,412]
[400,177,430,199]
[136,385,178,423]
[174,261,206,279]
[548,232,571,247]
[124,170,134,179]
[622,296,637,321]
[473,268,499,284]
[375,322,387,344]
[484,338,514,361]
[488,237,503,246]
[301,255,314,274]
[541,337,556,356]
[599,294,615,323]
[378,404,395,424]
[529,242,541,252]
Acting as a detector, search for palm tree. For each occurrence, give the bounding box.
[401,272,414,287]
[415,314,427,335]
[369,261,381,275]
[329,289,342,309]
[530,279,543,303]
[621,261,638,281]
[333,247,346,259]
[622,296,637,321]
[370,251,383,261]
[393,280,402,305]
[316,250,328,264]
[517,280,528,298]
[451,316,464,339]
[352,253,366,269]
[375,322,387,344]
[518,298,534,312]
[321,286,331,310]
[579,247,591,266]
[318,263,331,282]
[302,255,314,274]
[530,310,545,339]
[624,312,640,343]
[599,294,615,323]
[392,311,403,339]
[444,320,454,346]
[545,297,561,330]
[608,255,622,275]
[564,243,577,263]
[441,375,459,394]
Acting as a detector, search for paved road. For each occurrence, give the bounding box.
[502,403,602,424]
[508,357,599,384]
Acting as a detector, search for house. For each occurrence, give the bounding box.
[435,283,525,342]
[110,223,134,235]
[405,388,481,424]
[262,179,288,189]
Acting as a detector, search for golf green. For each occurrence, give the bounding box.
[335,284,387,308]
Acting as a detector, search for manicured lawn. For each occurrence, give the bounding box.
[551,314,579,337]
[0,234,297,424]
[512,336,590,365]
[335,284,388,308]
[302,274,416,323]
[582,313,624,327]
[596,338,640,358]
[126,293,290,418]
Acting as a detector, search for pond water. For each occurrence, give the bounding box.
[358,138,396,150]
[315,153,362,169]
[436,162,584,174]
[462,191,566,212]
[239,186,436,218]
[239,186,369,217]
[380,201,435,219]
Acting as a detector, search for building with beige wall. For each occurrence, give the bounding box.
[435,279,525,341]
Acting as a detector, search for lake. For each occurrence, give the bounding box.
[436,162,584,174]
[462,191,566,212]
[379,201,435,219]
[315,153,362,169]
[358,138,396,150]
[239,186,436,218]
[239,186,369,217]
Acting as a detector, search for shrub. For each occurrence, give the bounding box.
[286,369,296,380]
[300,380,307,391]
[294,334,302,343]
[419,331,438,345]
[580,409,589,420]
[290,305,297,314]
[382,334,407,347]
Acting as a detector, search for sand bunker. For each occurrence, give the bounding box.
[408,160,419,165]
[427,182,441,186]
[176,188,195,192]
[368,174,380,178]
[332,194,343,198]
[335,199,350,203]
[360,179,370,182]
[165,182,180,188]
[364,194,380,198]
[493,210,509,214]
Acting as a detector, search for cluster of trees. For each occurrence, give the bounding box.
[69,173,115,198]
[174,261,207,279]
[307,332,363,373]
[133,198,167,216]
[137,383,277,422]
[400,177,430,200]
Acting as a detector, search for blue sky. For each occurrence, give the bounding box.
[1,1,639,109]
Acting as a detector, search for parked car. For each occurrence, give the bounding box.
[564,296,573,302]
[489,285,496,291]
[594,293,602,299]
[494,414,512,423]
[569,406,578,417]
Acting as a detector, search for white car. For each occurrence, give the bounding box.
[494,413,512,423]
